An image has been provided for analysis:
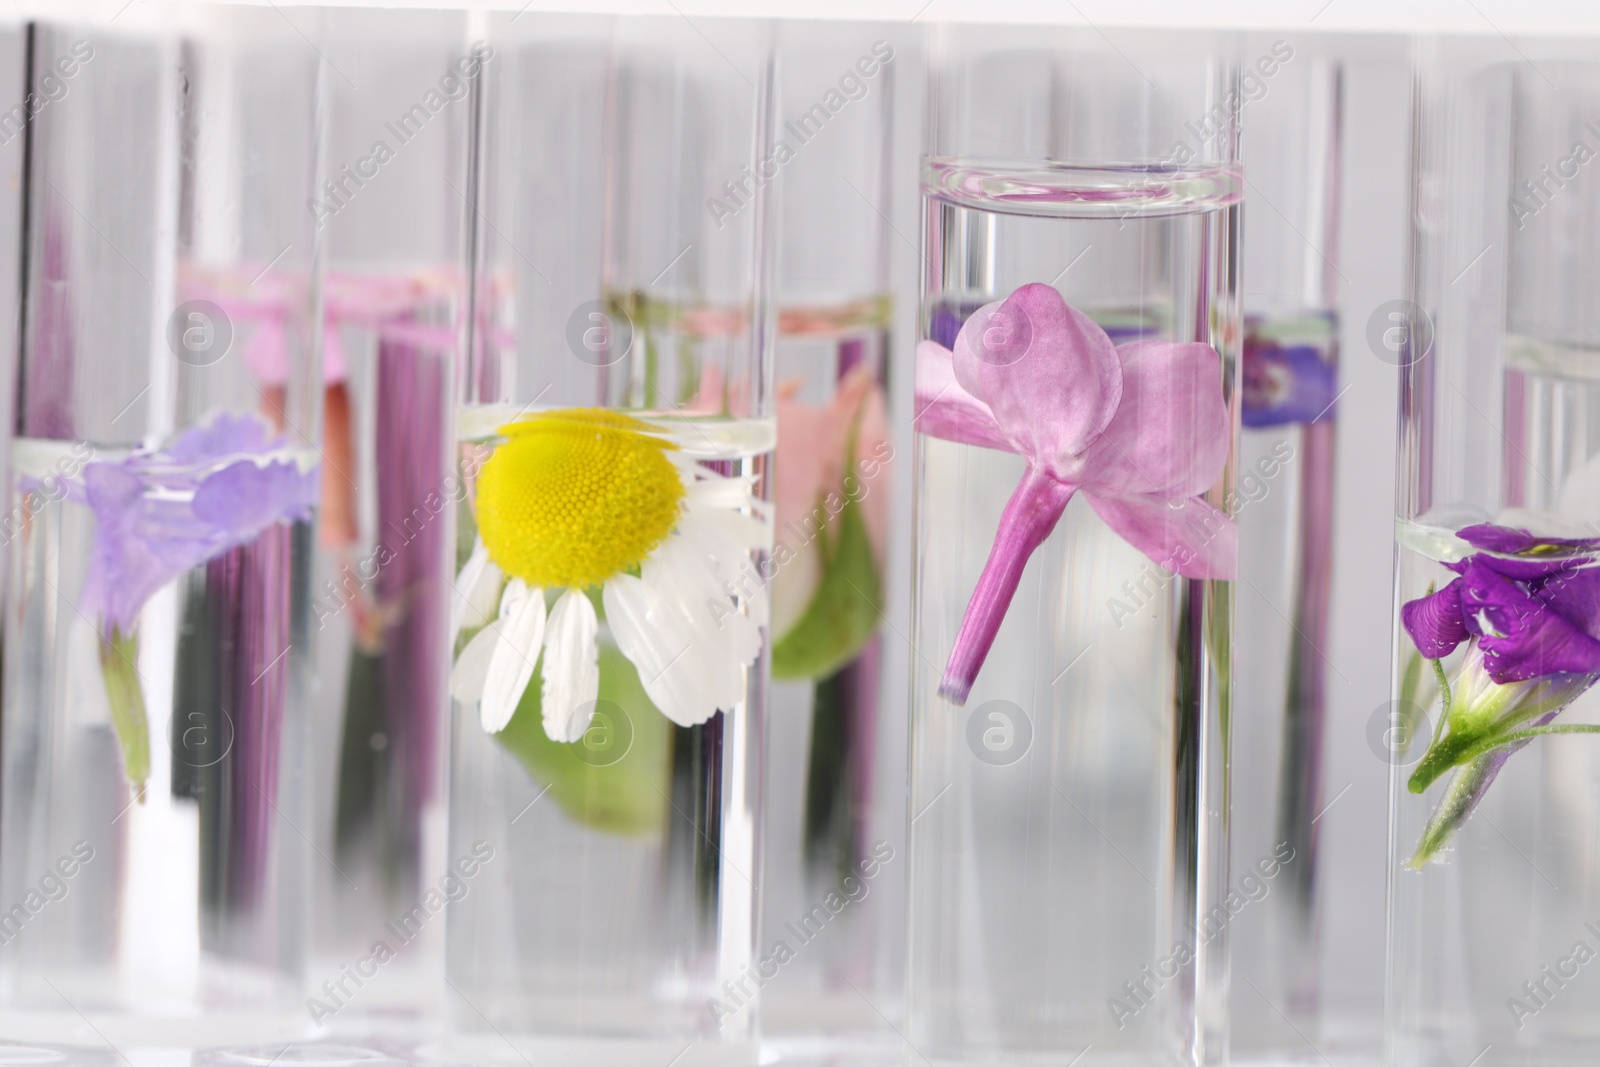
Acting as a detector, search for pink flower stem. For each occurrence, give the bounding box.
[939,466,1075,705]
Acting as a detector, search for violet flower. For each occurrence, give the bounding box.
[80,412,319,792]
[1399,522,1600,866]
[1401,524,1600,684]
[84,413,319,630]
[1240,330,1338,428]
[915,283,1236,704]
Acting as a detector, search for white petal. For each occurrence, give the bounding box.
[684,473,772,551]
[655,533,763,711]
[449,622,501,706]
[601,574,668,683]
[604,573,712,728]
[541,589,600,743]
[480,579,546,733]
[691,504,771,554]
[604,533,759,728]
[449,540,503,648]
[681,517,769,628]
[680,461,750,499]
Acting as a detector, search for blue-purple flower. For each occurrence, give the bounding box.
[1241,333,1338,428]
[1401,523,1600,684]
[1399,522,1600,866]
[77,412,319,792]
[82,413,319,632]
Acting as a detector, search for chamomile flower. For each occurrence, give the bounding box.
[449,409,769,742]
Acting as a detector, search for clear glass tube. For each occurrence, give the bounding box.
[300,8,473,1035]
[1230,38,1344,1063]
[1389,34,1600,1067]
[757,20,906,1057]
[0,10,322,1045]
[442,13,775,1061]
[0,24,24,534]
[908,24,1240,1067]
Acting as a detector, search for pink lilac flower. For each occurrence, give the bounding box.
[915,283,1235,704]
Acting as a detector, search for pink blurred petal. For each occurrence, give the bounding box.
[939,468,1075,705]
[682,361,755,418]
[773,378,836,634]
[241,318,348,387]
[914,340,1010,452]
[688,361,726,415]
[1079,339,1229,497]
[951,284,1122,477]
[772,367,888,638]
[854,373,892,567]
[324,324,349,382]
[775,378,838,527]
[1083,492,1237,580]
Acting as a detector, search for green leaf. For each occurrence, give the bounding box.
[100,628,150,797]
[493,640,672,837]
[454,486,481,573]
[333,645,387,861]
[1398,648,1425,718]
[771,491,882,681]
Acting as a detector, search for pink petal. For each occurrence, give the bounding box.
[771,369,876,633]
[688,361,726,415]
[951,284,1121,476]
[1078,339,1229,498]
[773,367,885,636]
[852,373,893,567]
[772,380,832,635]
[1084,492,1237,580]
[913,340,1010,451]
[775,377,843,538]
[241,319,347,387]
[939,467,1076,706]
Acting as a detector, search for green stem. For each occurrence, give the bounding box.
[1403,654,1600,866]
[1409,729,1475,795]
[1459,722,1600,756]
[1407,669,1582,795]
[100,628,150,799]
[1398,648,1424,713]
[1408,721,1600,868]
[1409,701,1600,795]
[1428,658,1450,750]
[1407,750,1498,869]
[1492,693,1583,735]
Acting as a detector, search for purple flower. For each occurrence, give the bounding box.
[1240,334,1338,428]
[1400,578,1470,659]
[82,413,319,631]
[1456,522,1600,559]
[1400,524,1600,684]
[1399,522,1600,866]
[927,305,969,351]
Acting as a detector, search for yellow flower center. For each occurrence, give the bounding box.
[475,408,685,589]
